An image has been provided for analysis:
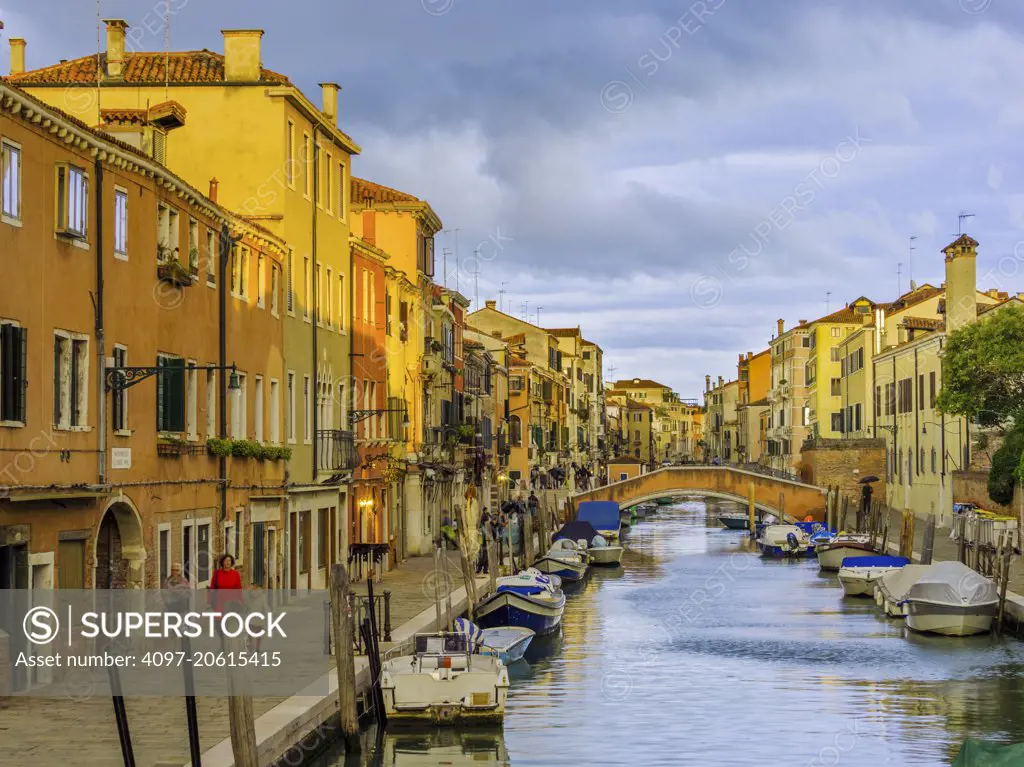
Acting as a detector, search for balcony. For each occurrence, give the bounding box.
[317,430,358,473]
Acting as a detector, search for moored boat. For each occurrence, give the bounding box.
[619,508,633,528]
[903,560,998,636]
[719,515,750,530]
[816,535,877,571]
[655,497,675,506]
[532,539,589,583]
[475,570,566,635]
[874,564,932,617]
[379,632,510,726]
[554,520,623,566]
[455,617,535,666]
[837,555,910,597]
[632,504,647,519]
[756,524,813,558]
[577,501,621,542]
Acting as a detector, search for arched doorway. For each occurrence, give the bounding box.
[94,500,146,589]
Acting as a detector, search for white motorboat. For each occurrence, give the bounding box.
[837,555,910,597]
[532,539,588,584]
[587,534,623,566]
[554,520,622,567]
[815,534,877,572]
[903,560,999,636]
[756,525,813,558]
[379,633,510,725]
[454,617,534,665]
[873,564,932,618]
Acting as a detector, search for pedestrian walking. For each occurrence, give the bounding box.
[476,509,492,574]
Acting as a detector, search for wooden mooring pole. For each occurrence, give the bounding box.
[226,631,258,767]
[747,482,756,535]
[454,503,478,620]
[330,563,361,753]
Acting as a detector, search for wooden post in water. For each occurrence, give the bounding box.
[226,630,258,767]
[899,509,915,560]
[747,482,756,536]
[330,563,361,753]
[997,544,1012,636]
[524,508,536,567]
[957,516,968,565]
[840,495,849,533]
[486,531,498,593]
[454,503,478,621]
[921,516,936,565]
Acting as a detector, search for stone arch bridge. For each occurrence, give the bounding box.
[569,466,827,522]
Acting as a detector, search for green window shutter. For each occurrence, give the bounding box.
[17,327,27,422]
[156,358,167,430]
[167,358,186,432]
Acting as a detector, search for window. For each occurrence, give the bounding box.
[299,510,311,573]
[931,447,937,474]
[53,332,89,428]
[338,161,347,221]
[830,377,841,396]
[918,375,925,411]
[831,412,844,433]
[157,203,179,261]
[186,362,198,439]
[0,323,27,424]
[56,164,88,239]
[271,264,280,315]
[326,153,334,215]
[326,267,334,327]
[385,291,392,336]
[240,247,250,299]
[270,379,280,444]
[303,374,311,443]
[898,378,913,414]
[287,249,294,314]
[929,371,937,408]
[287,372,296,443]
[286,120,295,188]
[303,257,311,321]
[1,139,21,222]
[158,526,171,583]
[196,522,211,585]
[257,254,266,308]
[831,327,841,338]
[156,354,185,432]
[316,265,323,324]
[315,141,324,207]
[254,375,264,442]
[206,369,216,437]
[303,134,312,198]
[188,219,199,276]
[230,245,240,295]
[114,188,128,257]
[112,345,128,432]
[207,229,217,286]
[338,274,346,332]
[231,372,248,439]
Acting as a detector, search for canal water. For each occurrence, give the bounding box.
[315,499,1024,766]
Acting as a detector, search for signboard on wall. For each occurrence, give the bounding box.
[111,448,132,470]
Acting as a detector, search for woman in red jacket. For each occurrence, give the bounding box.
[209,554,243,621]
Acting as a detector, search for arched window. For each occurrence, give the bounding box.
[510,415,522,447]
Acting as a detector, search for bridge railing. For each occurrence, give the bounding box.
[737,462,799,482]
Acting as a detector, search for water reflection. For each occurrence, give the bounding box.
[315,499,1024,766]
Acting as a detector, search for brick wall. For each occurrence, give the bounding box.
[799,438,888,506]
[952,469,1023,515]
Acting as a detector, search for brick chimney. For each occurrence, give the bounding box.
[362,209,376,245]
[776,318,784,337]
[222,29,263,82]
[103,19,128,79]
[320,82,339,125]
[485,300,496,310]
[208,177,219,202]
[9,38,25,76]
[705,374,711,392]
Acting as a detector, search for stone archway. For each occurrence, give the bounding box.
[94,499,146,589]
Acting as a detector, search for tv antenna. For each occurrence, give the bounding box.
[498,281,509,313]
[826,291,832,313]
[957,212,974,236]
[909,235,917,285]
[535,306,544,326]
[441,248,452,289]
[896,262,902,298]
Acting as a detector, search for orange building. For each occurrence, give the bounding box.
[0,81,287,623]
[350,237,390,547]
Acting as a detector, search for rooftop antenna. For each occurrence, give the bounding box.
[535,306,544,326]
[909,235,917,285]
[897,262,902,298]
[958,211,975,236]
[441,248,452,289]
[498,281,509,313]
[473,247,480,309]
[825,291,832,313]
[443,229,460,292]
[607,364,618,383]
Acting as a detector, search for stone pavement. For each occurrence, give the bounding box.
[0,550,472,767]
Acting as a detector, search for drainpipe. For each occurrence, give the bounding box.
[913,347,920,488]
[311,126,320,483]
[95,158,106,484]
[219,221,230,522]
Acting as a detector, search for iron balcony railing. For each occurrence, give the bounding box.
[317,429,358,472]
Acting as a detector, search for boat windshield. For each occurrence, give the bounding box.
[415,634,471,655]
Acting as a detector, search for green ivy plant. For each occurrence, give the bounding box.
[206,438,292,461]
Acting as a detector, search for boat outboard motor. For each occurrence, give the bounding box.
[786,532,799,552]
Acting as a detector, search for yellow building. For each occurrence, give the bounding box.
[580,340,607,469]
[737,349,771,464]
[704,376,740,463]
[766,319,813,472]
[11,22,362,589]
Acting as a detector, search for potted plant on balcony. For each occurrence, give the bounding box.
[188,246,200,277]
[157,245,193,287]
[456,424,476,445]
[157,435,190,457]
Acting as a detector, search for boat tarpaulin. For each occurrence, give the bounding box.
[453,617,484,647]
[553,520,601,543]
[876,564,931,600]
[906,561,998,606]
[839,555,910,568]
[952,739,1024,766]
[576,501,619,531]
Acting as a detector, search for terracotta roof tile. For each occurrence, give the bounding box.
[351,177,420,205]
[9,51,291,86]
[612,378,670,390]
[545,327,581,337]
[902,316,943,331]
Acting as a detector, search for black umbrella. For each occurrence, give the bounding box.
[859,475,880,484]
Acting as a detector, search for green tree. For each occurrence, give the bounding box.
[989,425,1024,506]
[936,303,1024,428]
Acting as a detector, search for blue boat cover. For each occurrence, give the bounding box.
[453,617,484,647]
[576,501,619,531]
[840,555,910,568]
[553,520,601,543]
[497,583,545,596]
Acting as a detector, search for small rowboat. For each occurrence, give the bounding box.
[838,555,909,597]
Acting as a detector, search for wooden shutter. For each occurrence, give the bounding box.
[53,336,62,425]
[167,358,186,432]
[58,540,85,589]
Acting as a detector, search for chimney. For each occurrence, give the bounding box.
[103,19,128,79]
[208,177,219,202]
[776,318,784,337]
[747,351,753,360]
[362,209,376,245]
[485,300,497,310]
[9,38,25,76]
[943,235,978,331]
[717,375,724,388]
[705,375,711,392]
[320,82,340,125]
[738,353,744,364]
[221,29,264,82]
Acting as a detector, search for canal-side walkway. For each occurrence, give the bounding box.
[0,550,485,767]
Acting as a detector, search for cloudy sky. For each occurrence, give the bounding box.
[5,0,1024,397]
